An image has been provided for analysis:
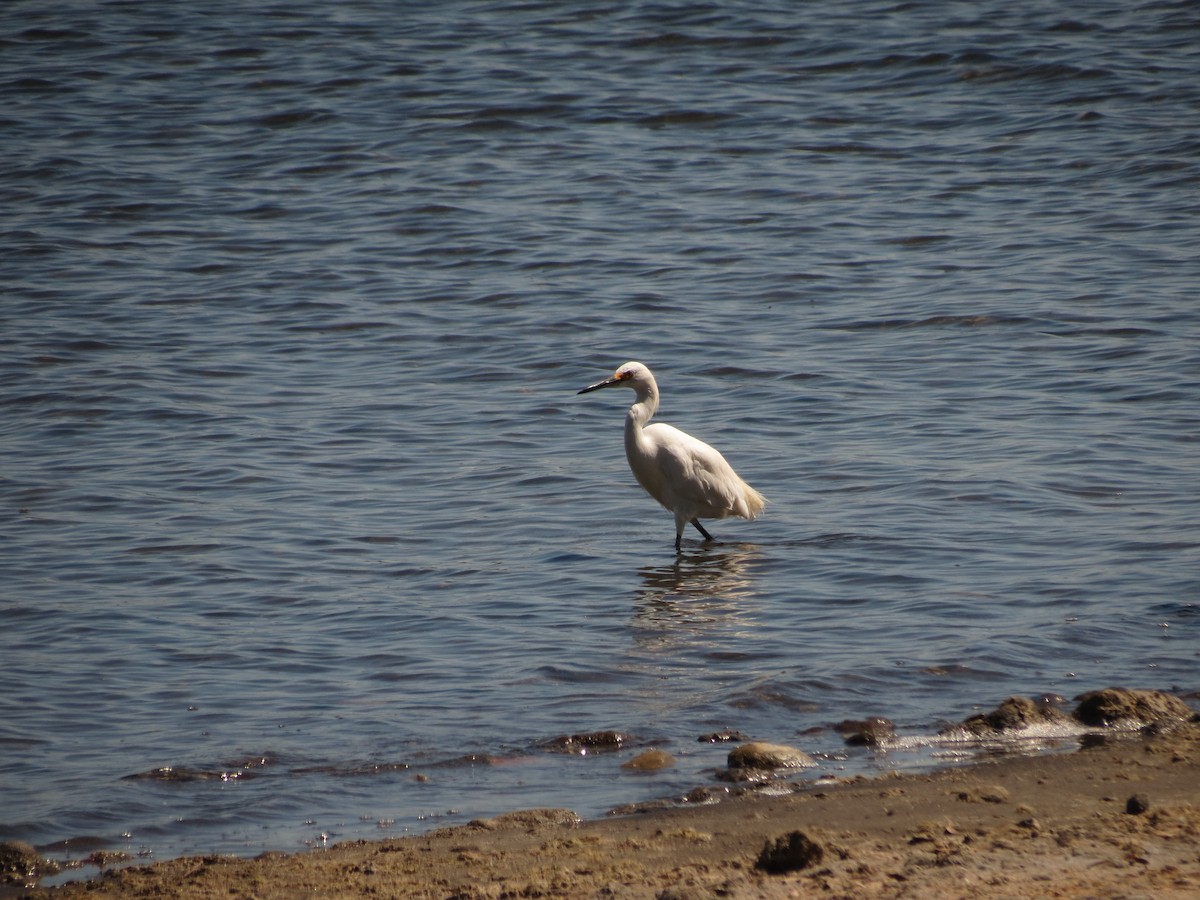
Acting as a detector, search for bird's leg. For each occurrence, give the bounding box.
[691,519,714,541]
[674,532,683,553]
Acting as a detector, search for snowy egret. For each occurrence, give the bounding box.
[577,361,766,553]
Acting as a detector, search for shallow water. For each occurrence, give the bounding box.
[2,0,1198,872]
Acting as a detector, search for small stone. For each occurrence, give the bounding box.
[698,729,749,743]
[756,830,825,873]
[1074,688,1192,727]
[1126,793,1150,815]
[727,741,815,771]
[949,696,1071,736]
[835,717,896,746]
[540,731,631,754]
[479,808,581,831]
[683,786,728,804]
[621,748,675,771]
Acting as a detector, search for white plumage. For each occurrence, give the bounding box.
[578,361,766,552]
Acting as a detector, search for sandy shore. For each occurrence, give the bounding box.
[12,709,1199,899]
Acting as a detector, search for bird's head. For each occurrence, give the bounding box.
[577,361,650,395]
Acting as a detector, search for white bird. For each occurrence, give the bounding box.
[577,361,766,552]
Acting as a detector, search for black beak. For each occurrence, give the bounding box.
[577,376,619,395]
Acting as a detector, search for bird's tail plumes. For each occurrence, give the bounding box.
[737,480,767,521]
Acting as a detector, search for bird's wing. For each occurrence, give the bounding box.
[645,423,745,516]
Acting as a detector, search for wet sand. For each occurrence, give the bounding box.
[15,716,1200,899]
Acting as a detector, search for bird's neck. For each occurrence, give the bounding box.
[624,385,658,445]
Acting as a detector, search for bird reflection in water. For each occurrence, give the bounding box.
[632,543,763,642]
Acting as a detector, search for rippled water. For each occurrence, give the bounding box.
[2,0,1198,873]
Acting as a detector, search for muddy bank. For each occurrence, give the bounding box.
[8,690,1199,898]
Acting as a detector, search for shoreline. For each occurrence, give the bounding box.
[12,703,1199,898]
